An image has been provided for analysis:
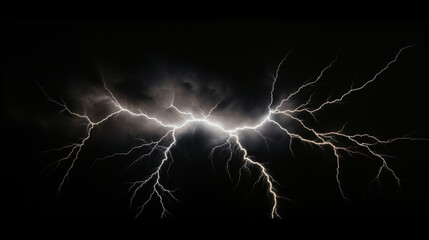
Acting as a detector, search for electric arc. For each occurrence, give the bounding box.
[37,44,426,219]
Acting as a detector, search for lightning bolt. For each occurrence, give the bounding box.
[37,44,427,219]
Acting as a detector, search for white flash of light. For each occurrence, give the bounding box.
[37,44,427,219]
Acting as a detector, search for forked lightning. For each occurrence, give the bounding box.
[38,44,426,219]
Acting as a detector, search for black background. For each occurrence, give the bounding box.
[3,19,429,234]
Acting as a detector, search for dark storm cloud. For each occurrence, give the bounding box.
[95,59,274,130]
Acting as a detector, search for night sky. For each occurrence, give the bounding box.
[3,19,429,233]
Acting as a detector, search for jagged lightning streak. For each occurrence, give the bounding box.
[38,44,426,219]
